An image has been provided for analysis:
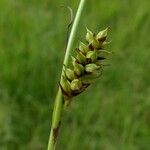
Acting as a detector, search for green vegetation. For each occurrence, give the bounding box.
[0,0,149,149]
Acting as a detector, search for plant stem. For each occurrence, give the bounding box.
[47,0,86,150]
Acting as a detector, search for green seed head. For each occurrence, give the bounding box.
[91,37,99,49]
[74,62,84,76]
[76,49,87,64]
[86,28,94,43]
[71,56,76,66]
[85,63,100,73]
[86,50,97,62]
[61,27,111,102]
[65,68,75,81]
[80,69,102,84]
[60,76,71,96]
[97,50,111,59]
[70,79,82,91]
[96,27,109,43]
[79,42,89,54]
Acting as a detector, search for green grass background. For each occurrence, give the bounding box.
[0,0,150,149]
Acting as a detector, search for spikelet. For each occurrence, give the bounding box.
[60,27,111,106]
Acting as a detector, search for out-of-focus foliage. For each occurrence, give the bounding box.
[0,0,149,149]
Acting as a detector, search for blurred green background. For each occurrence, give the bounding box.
[0,0,150,149]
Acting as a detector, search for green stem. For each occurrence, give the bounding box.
[47,0,86,150]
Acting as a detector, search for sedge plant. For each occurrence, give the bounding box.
[47,0,111,149]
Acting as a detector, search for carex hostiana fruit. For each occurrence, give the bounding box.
[60,27,111,106]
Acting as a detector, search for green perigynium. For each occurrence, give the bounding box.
[60,27,111,104]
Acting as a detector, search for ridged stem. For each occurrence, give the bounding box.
[47,0,86,150]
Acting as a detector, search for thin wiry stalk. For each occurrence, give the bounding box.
[47,0,86,149]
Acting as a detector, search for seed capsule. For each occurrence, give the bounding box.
[86,50,97,62]
[60,76,71,96]
[76,49,86,64]
[85,63,100,73]
[74,62,84,76]
[80,69,102,84]
[97,50,111,58]
[65,68,75,81]
[70,79,82,91]
[91,38,99,49]
[79,42,89,54]
[96,27,109,42]
[86,28,94,43]
[71,56,76,66]
[102,41,111,46]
